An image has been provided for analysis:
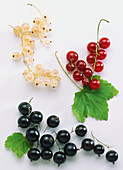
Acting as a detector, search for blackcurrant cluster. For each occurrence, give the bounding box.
[18,101,118,166]
[66,37,110,90]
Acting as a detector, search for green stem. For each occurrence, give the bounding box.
[55,51,82,90]
[27,3,42,16]
[92,19,109,76]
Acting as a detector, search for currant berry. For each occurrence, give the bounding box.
[81,138,94,151]
[18,116,30,128]
[93,144,105,156]
[57,130,70,144]
[97,48,107,60]
[66,63,75,71]
[73,71,83,81]
[26,128,40,142]
[41,149,53,160]
[99,37,110,49]
[53,151,66,166]
[75,125,87,137]
[30,111,43,124]
[66,51,78,63]
[89,79,100,90]
[106,150,118,163]
[18,102,32,115]
[86,54,95,64]
[93,61,104,72]
[84,68,93,78]
[64,143,77,157]
[28,148,40,161]
[12,52,21,61]
[47,115,60,128]
[40,134,54,148]
[82,76,89,86]
[87,42,97,53]
[76,60,86,72]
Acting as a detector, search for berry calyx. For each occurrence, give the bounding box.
[106,150,118,164]
[93,144,105,156]
[97,48,107,60]
[99,37,110,49]
[84,68,93,78]
[66,51,78,63]
[40,134,54,148]
[66,63,75,71]
[28,148,40,161]
[73,71,83,81]
[81,138,95,151]
[93,61,104,72]
[26,128,40,142]
[18,116,30,128]
[87,42,97,53]
[75,125,87,137]
[89,78,100,90]
[86,54,95,64]
[47,115,60,128]
[53,151,66,166]
[57,130,71,144]
[76,60,86,72]
[18,102,32,115]
[64,143,77,157]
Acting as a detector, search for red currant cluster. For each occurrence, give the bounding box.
[66,37,110,90]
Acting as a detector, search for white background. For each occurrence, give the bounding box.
[0,0,123,170]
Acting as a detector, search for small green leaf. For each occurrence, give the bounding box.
[5,133,33,158]
[72,76,119,122]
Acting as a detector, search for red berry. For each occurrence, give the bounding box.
[66,63,75,71]
[93,61,104,72]
[82,76,89,86]
[86,54,95,64]
[66,51,78,63]
[87,42,97,53]
[76,60,86,72]
[89,79,100,90]
[99,37,110,49]
[84,68,93,78]
[97,48,107,60]
[73,71,83,81]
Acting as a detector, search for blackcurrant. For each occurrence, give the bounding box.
[40,134,54,148]
[81,138,94,151]
[26,128,40,142]
[75,125,87,137]
[53,151,66,166]
[28,148,40,161]
[64,143,77,157]
[41,149,53,160]
[57,130,70,144]
[18,102,32,115]
[106,150,118,163]
[93,144,105,155]
[47,115,60,128]
[18,116,30,128]
[30,111,43,124]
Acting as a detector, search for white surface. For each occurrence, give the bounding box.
[0,0,123,169]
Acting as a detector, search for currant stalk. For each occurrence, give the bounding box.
[27,3,42,16]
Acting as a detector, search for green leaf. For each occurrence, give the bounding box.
[72,76,119,122]
[5,133,33,158]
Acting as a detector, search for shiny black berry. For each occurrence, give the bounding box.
[53,151,66,166]
[93,144,105,155]
[41,149,53,160]
[18,116,30,128]
[30,111,43,124]
[28,148,40,161]
[40,134,54,148]
[106,150,118,163]
[75,125,87,137]
[81,138,94,151]
[57,130,70,144]
[26,128,40,142]
[64,143,77,157]
[47,115,60,128]
[18,102,32,115]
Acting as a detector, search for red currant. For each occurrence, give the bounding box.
[87,42,97,53]
[84,68,93,78]
[86,54,95,64]
[89,79,100,90]
[82,76,89,86]
[76,60,86,72]
[97,48,107,60]
[66,51,78,63]
[99,37,110,49]
[66,63,75,71]
[73,71,83,81]
[93,61,104,72]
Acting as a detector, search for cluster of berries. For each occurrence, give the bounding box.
[66,37,110,90]
[17,101,118,167]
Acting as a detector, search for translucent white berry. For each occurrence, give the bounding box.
[23,35,32,44]
[23,69,29,76]
[26,57,34,64]
[31,26,40,35]
[23,31,32,37]
[12,52,21,61]
[39,33,47,40]
[22,46,34,56]
[25,72,34,82]
[43,39,52,46]
[34,77,43,86]
[50,79,58,88]
[13,26,22,36]
[51,69,59,76]
[27,40,35,48]
[35,64,44,73]
[43,77,51,86]
[21,23,30,31]
[33,17,41,25]
[43,69,51,76]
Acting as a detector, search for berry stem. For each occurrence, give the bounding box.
[27,3,42,16]
[55,139,62,151]
[55,51,82,90]
[92,19,109,77]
